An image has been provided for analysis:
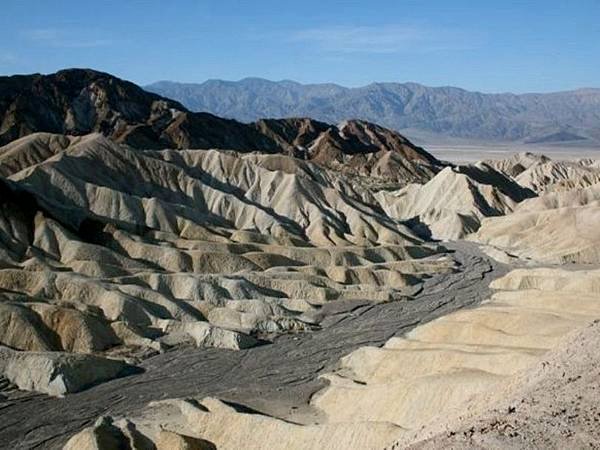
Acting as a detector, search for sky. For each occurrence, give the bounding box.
[0,0,598,93]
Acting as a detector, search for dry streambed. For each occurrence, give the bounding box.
[0,242,501,449]
[54,263,600,450]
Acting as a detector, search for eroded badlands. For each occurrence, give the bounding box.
[1,92,600,448]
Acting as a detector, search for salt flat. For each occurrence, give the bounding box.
[428,143,600,163]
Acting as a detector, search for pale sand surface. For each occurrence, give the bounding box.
[428,143,600,163]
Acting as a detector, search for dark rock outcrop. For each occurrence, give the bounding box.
[0,69,443,183]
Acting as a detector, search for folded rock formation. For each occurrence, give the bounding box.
[0,131,453,390]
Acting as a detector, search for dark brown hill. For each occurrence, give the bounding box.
[0,68,442,183]
[0,68,279,151]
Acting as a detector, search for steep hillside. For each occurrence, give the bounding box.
[377,164,535,240]
[0,69,277,151]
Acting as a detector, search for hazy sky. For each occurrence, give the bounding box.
[1,0,598,92]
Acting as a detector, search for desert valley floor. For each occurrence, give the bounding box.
[1,70,600,449]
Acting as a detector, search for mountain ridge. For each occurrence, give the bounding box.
[150,77,600,96]
[146,78,600,145]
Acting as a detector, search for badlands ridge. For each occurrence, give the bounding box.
[0,69,599,449]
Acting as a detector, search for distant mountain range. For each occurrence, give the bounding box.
[145,79,600,145]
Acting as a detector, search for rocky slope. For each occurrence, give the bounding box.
[146,78,600,144]
[403,321,600,449]
[0,69,279,151]
[48,146,600,448]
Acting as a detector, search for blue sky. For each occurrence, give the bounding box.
[0,0,598,92]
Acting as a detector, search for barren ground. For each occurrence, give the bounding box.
[0,241,505,449]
